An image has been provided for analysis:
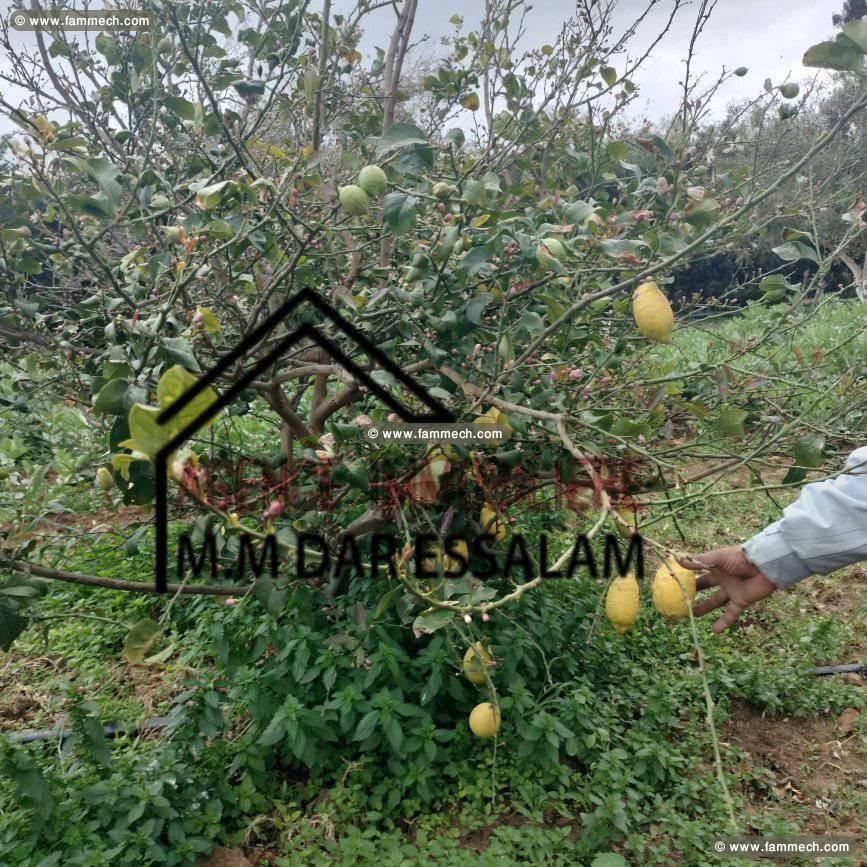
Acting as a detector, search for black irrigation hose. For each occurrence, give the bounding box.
[7,716,172,744]
[813,662,866,676]
[4,661,864,745]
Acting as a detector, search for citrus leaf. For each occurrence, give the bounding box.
[382,192,418,235]
[803,39,863,71]
[123,618,162,664]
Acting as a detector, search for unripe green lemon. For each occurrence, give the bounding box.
[432,181,454,200]
[536,237,567,269]
[358,164,388,198]
[96,467,115,491]
[338,184,369,216]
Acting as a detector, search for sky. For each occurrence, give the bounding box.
[0,0,842,134]
[352,0,838,120]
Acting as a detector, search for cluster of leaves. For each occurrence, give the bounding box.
[2,554,862,864]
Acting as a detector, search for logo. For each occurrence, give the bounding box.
[153,288,454,592]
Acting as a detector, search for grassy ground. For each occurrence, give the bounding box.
[1,476,864,865]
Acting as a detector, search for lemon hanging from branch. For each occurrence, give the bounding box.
[652,557,697,621]
[338,184,370,216]
[469,702,501,739]
[632,280,674,343]
[605,572,640,634]
[480,503,506,542]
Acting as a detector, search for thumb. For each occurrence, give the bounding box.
[677,553,712,572]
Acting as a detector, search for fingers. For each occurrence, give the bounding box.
[696,572,719,591]
[712,601,744,633]
[693,589,728,618]
[677,554,710,572]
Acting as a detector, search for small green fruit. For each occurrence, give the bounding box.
[358,164,388,197]
[778,82,800,99]
[96,467,114,491]
[432,182,454,200]
[536,237,567,269]
[734,66,748,77]
[338,185,369,216]
[162,226,182,242]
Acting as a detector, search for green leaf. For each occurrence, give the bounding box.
[127,404,169,458]
[683,197,720,227]
[11,255,43,275]
[195,306,221,333]
[781,467,806,485]
[163,95,196,120]
[607,140,627,162]
[93,379,129,415]
[156,364,219,435]
[793,433,824,468]
[376,121,429,157]
[772,241,818,263]
[599,238,645,259]
[591,856,627,867]
[839,20,867,53]
[461,179,487,207]
[646,134,675,163]
[123,460,156,505]
[0,603,28,651]
[233,80,266,100]
[465,294,493,324]
[444,128,465,149]
[412,608,453,635]
[803,39,863,71]
[382,192,418,235]
[714,406,748,437]
[202,219,235,240]
[458,246,491,277]
[564,200,596,226]
[123,618,162,664]
[258,707,288,746]
[161,336,201,372]
[600,66,617,87]
[195,181,230,209]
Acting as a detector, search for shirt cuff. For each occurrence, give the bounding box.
[742,522,814,589]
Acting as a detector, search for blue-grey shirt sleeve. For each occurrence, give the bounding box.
[742,446,867,589]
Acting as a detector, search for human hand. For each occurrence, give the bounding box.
[677,546,776,633]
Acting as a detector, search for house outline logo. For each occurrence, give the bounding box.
[153,287,455,592]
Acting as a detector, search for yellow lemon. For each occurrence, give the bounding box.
[469,702,501,738]
[480,504,506,542]
[463,642,494,685]
[652,557,697,621]
[605,572,640,635]
[95,467,114,491]
[422,540,468,575]
[632,280,674,343]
